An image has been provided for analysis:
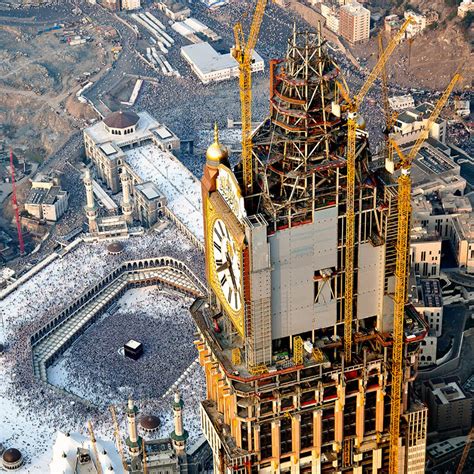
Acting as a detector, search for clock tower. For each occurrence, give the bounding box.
[194,29,427,474]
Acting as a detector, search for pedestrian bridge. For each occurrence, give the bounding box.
[30,256,207,383]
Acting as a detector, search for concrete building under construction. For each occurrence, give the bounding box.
[192,29,428,473]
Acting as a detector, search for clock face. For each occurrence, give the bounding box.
[212,218,242,312]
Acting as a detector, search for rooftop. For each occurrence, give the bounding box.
[135,181,162,201]
[85,111,160,148]
[103,110,139,129]
[181,42,262,76]
[125,143,203,242]
[420,279,442,308]
[431,380,468,404]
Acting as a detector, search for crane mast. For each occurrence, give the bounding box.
[341,17,413,363]
[87,421,103,474]
[233,0,269,194]
[388,70,461,474]
[456,427,474,474]
[9,149,25,255]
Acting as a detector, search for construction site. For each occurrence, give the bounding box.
[191,1,467,473]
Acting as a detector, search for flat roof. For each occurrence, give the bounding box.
[100,143,118,156]
[135,181,162,200]
[125,339,142,349]
[85,111,159,148]
[432,381,467,404]
[125,144,203,242]
[181,42,262,75]
[420,279,442,307]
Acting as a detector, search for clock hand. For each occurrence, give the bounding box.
[216,260,230,273]
[227,253,238,291]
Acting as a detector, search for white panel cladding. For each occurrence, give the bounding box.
[357,242,385,319]
[270,206,338,339]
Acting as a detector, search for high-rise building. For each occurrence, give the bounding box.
[192,29,427,473]
[339,2,371,43]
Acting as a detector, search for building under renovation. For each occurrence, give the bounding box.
[192,29,428,473]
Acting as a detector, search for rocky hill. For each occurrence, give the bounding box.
[350,0,473,90]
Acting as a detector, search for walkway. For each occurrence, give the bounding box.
[31,258,206,383]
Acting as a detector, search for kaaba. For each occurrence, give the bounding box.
[124,339,143,360]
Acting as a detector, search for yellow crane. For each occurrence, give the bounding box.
[109,405,129,472]
[337,16,414,363]
[388,69,461,474]
[232,0,270,194]
[456,426,474,474]
[87,421,103,474]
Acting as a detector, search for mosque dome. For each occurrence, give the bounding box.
[139,415,161,432]
[107,242,124,255]
[206,123,229,167]
[2,448,23,470]
[104,110,139,130]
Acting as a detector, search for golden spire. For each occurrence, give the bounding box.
[206,122,229,167]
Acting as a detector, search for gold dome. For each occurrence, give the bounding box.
[206,122,229,166]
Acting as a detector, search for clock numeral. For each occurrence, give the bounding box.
[213,241,222,253]
[234,291,239,308]
[215,258,223,266]
[217,220,225,237]
[220,274,227,286]
[228,287,233,303]
[214,227,222,241]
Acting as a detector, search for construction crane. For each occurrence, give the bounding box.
[388,69,461,474]
[232,0,270,194]
[9,149,25,255]
[337,16,414,363]
[142,438,148,474]
[87,421,103,474]
[456,426,474,474]
[109,405,128,471]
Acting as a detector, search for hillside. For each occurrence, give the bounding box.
[350,0,473,90]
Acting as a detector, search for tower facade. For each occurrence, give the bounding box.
[125,397,142,457]
[170,391,188,455]
[83,169,98,233]
[120,171,133,225]
[192,30,427,473]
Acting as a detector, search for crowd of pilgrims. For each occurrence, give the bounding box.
[1,223,206,449]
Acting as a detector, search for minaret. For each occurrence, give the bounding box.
[120,171,133,225]
[83,169,98,233]
[125,397,141,457]
[170,391,188,456]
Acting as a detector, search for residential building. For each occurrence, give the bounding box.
[458,0,474,18]
[409,278,443,367]
[392,103,447,146]
[101,0,120,11]
[388,94,415,111]
[339,2,370,43]
[410,232,441,277]
[121,0,140,10]
[24,176,69,222]
[404,11,427,38]
[384,14,402,33]
[422,377,473,437]
[320,4,340,34]
[156,0,191,21]
[450,213,474,273]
